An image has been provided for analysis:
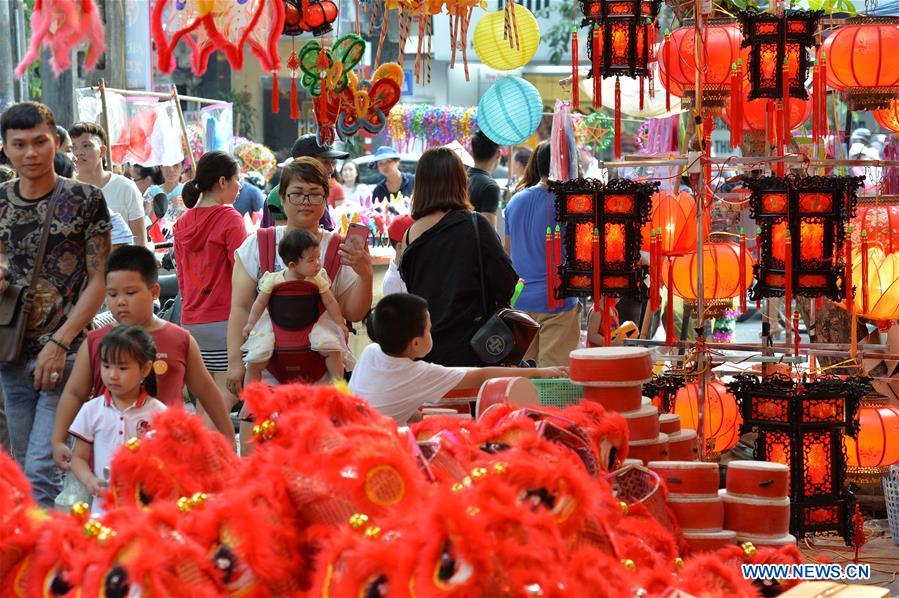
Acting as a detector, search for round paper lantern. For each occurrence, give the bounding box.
[657,21,748,105]
[674,379,742,454]
[640,190,710,256]
[661,242,754,302]
[721,80,811,131]
[477,76,543,146]
[841,247,899,323]
[873,100,899,134]
[852,205,899,255]
[820,19,899,110]
[845,398,899,469]
[473,5,540,71]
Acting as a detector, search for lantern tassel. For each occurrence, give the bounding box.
[703,117,713,209]
[663,29,671,112]
[766,100,776,147]
[614,77,622,159]
[739,227,747,313]
[592,227,600,309]
[729,62,743,149]
[861,230,869,314]
[785,229,793,322]
[640,76,645,112]
[571,28,579,110]
[812,59,820,145]
[845,226,854,313]
[553,224,563,310]
[650,228,660,313]
[601,295,612,346]
[272,73,279,114]
[792,311,800,357]
[818,53,828,141]
[782,57,791,147]
[592,24,602,109]
[290,76,299,120]
[666,258,675,346]
[546,227,554,311]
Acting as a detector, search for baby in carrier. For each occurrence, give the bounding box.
[241,229,354,383]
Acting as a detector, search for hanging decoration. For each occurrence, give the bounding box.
[728,374,871,543]
[744,175,864,307]
[473,4,540,71]
[819,17,899,110]
[234,142,278,180]
[387,104,479,150]
[578,0,661,158]
[873,100,899,134]
[572,112,614,154]
[661,242,755,317]
[851,205,899,256]
[151,0,285,78]
[283,0,339,36]
[721,78,811,136]
[840,247,899,327]
[672,379,743,456]
[477,76,543,147]
[335,64,405,139]
[15,0,106,77]
[549,178,656,341]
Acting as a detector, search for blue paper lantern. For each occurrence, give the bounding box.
[477,77,543,146]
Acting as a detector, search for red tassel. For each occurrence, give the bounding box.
[602,296,613,346]
[592,227,601,309]
[782,57,791,147]
[739,227,747,313]
[845,227,854,312]
[272,73,280,114]
[816,296,824,310]
[592,24,602,109]
[663,30,671,112]
[546,227,554,311]
[818,53,828,140]
[785,229,793,321]
[318,78,328,129]
[650,228,660,312]
[553,224,563,310]
[665,258,675,346]
[640,76,645,112]
[703,117,713,209]
[861,230,869,314]
[812,60,820,145]
[614,78,622,159]
[572,28,579,110]
[730,61,743,148]
[290,77,299,120]
[793,311,800,356]
[766,100,776,147]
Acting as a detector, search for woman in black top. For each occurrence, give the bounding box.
[400,147,518,366]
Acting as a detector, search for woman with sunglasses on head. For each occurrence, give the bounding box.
[173,151,248,419]
[226,157,373,394]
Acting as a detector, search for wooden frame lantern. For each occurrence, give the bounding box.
[728,374,870,542]
[745,175,863,307]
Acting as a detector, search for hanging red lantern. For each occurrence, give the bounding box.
[657,20,749,107]
[640,190,710,256]
[820,18,899,110]
[721,79,811,132]
[852,205,899,256]
[845,397,899,469]
[673,379,742,455]
[661,242,754,308]
[873,100,899,134]
[840,246,899,326]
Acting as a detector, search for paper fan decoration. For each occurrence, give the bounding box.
[235,141,277,180]
[15,0,106,77]
[151,0,285,77]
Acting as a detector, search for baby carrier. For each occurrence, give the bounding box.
[257,227,343,383]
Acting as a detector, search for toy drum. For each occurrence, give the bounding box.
[735,533,797,549]
[726,461,789,499]
[682,530,737,554]
[621,404,660,441]
[622,458,643,467]
[628,433,669,463]
[569,347,653,384]
[666,494,724,531]
[721,491,790,536]
[667,429,699,461]
[659,413,681,435]
[582,386,644,412]
[475,377,540,420]
[440,388,478,402]
[648,461,719,496]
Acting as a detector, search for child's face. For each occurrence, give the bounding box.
[291,246,321,278]
[408,313,433,358]
[106,270,160,327]
[100,353,152,399]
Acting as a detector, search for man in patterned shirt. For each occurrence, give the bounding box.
[0,102,111,505]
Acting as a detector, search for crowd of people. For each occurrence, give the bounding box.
[0,100,592,511]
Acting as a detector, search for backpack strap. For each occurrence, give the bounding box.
[257,226,277,276]
[323,233,343,281]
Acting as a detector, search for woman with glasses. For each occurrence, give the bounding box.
[226,158,373,393]
[173,151,248,418]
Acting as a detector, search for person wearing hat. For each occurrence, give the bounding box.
[370,146,414,203]
[263,134,349,228]
[383,214,413,296]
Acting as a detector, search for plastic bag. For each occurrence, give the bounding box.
[54,473,92,510]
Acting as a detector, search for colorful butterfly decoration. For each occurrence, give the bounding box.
[336,64,404,138]
[297,34,367,97]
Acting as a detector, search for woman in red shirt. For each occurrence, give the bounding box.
[174,151,247,410]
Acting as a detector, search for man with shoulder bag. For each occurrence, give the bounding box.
[0,103,111,506]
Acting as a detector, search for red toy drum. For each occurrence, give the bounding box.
[475,377,540,420]
[682,530,737,554]
[581,385,645,412]
[621,404,660,441]
[721,491,791,536]
[649,461,719,496]
[667,429,698,461]
[735,533,797,549]
[622,458,644,466]
[726,461,789,499]
[569,347,654,384]
[659,413,681,435]
[628,433,669,463]
[666,494,724,530]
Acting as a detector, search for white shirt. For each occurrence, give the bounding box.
[109,211,134,245]
[69,393,167,514]
[102,173,145,222]
[381,261,407,296]
[235,226,359,303]
[348,344,466,423]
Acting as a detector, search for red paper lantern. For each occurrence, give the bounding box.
[721,80,811,131]
[661,242,754,302]
[657,21,749,106]
[873,100,899,134]
[845,398,899,469]
[640,190,710,256]
[674,379,742,454]
[841,247,899,325]
[852,205,899,255]
[820,18,899,110]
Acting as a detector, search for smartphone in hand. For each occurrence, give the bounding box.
[346,223,370,249]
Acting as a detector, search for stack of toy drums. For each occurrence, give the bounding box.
[722,461,794,548]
